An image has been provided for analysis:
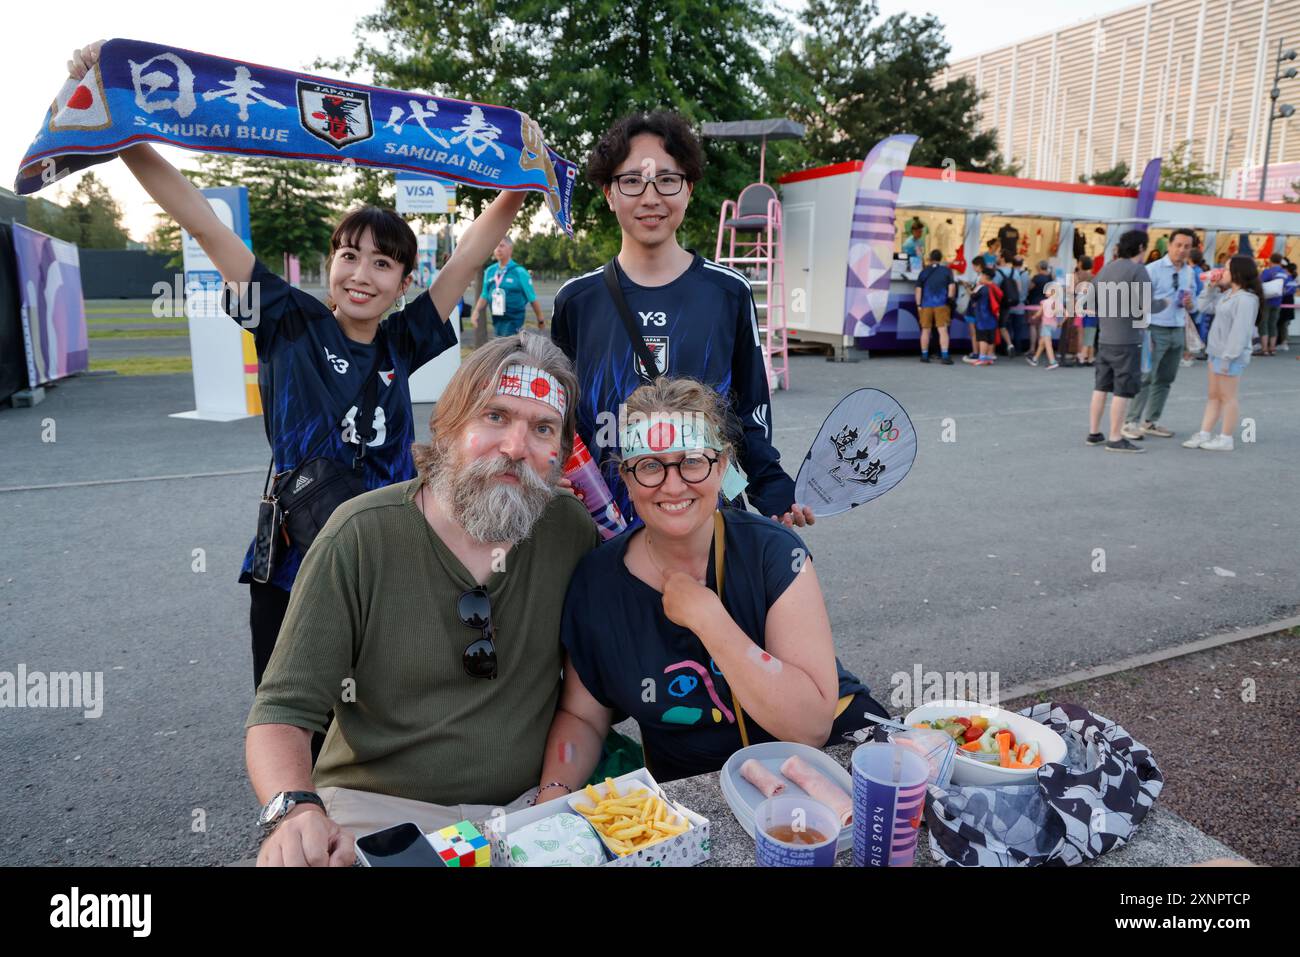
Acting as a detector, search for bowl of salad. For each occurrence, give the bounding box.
[903,700,1068,786]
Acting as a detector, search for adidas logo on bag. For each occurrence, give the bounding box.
[292,475,313,494]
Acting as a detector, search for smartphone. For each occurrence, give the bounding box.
[355,822,444,867]
[251,497,281,584]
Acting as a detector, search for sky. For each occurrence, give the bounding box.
[1,0,1143,241]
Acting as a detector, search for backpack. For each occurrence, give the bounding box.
[998,267,1021,309]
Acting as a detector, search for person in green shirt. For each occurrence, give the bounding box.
[245,333,599,866]
[470,235,546,336]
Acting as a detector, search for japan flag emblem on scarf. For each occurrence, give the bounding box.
[49,65,112,132]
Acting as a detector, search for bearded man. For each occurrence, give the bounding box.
[245,333,599,866]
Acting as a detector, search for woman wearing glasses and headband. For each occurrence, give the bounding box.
[533,378,884,799]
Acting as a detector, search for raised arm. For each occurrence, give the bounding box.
[429,190,527,321]
[661,559,839,747]
[120,144,255,284]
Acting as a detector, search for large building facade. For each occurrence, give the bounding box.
[945,0,1300,199]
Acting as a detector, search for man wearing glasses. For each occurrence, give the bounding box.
[550,110,812,530]
[244,334,600,866]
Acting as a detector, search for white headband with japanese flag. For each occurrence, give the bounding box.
[621,411,749,499]
[495,364,567,416]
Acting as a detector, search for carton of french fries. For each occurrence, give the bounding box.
[567,776,692,858]
[485,767,711,867]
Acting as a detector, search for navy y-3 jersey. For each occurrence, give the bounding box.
[550,253,795,523]
[225,259,457,591]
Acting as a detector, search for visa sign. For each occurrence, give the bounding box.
[396,178,455,214]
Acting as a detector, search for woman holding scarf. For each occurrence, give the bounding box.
[67,42,530,698]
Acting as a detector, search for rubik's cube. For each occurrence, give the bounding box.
[429,820,490,867]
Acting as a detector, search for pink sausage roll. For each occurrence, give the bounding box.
[740,759,786,798]
[780,755,853,826]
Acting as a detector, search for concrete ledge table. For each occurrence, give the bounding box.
[659,744,1246,867]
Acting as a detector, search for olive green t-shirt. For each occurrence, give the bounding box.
[246,478,600,807]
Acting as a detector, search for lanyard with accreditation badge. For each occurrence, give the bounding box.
[491,264,509,316]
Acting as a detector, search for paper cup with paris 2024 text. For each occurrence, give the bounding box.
[852,742,929,867]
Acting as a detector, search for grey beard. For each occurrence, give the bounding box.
[430,452,557,545]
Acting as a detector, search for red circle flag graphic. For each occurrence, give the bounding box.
[68,86,94,110]
[530,377,551,398]
[647,422,676,451]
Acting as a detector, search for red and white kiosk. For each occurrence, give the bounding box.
[775,163,1300,352]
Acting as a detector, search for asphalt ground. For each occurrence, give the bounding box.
[2,339,1298,865]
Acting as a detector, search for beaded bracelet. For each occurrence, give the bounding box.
[530,781,573,806]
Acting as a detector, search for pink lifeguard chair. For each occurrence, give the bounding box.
[704,119,805,391]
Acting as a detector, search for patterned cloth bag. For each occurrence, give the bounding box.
[924,702,1164,866]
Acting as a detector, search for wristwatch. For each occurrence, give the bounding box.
[258,790,325,831]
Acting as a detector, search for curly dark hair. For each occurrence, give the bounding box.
[586,110,705,188]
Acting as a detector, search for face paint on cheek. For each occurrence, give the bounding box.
[747,645,783,674]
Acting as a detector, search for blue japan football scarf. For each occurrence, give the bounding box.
[15,38,578,235]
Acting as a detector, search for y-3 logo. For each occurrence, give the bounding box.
[639,310,667,327]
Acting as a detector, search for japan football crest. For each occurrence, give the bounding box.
[635,336,669,378]
[297,80,373,149]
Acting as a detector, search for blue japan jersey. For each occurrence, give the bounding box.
[550,254,796,523]
[226,259,456,590]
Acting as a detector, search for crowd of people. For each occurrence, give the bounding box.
[909,224,1291,453]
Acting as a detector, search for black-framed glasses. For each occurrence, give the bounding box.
[612,171,686,197]
[621,452,719,488]
[458,587,497,679]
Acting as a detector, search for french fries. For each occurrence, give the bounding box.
[571,777,690,856]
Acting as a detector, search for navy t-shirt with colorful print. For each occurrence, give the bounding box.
[224,259,457,591]
[560,509,867,782]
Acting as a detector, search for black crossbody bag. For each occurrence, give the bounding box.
[603,259,662,381]
[251,333,387,582]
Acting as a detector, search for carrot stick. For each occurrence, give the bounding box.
[997,731,1012,768]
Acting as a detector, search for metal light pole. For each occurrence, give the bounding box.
[1259,39,1297,201]
[1220,129,1235,198]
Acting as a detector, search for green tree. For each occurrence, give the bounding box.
[24,196,74,243]
[64,172,130,249]
[1159,141,1218,196]
[343,0,787,253]
[1080,162,1132,188]
[1284,178,1300,204]
[344,167,397,209]
[778,0,1007,174]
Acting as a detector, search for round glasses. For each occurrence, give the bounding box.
[457,587,497,679]
[612,172,686,197]
[622,452,719,488]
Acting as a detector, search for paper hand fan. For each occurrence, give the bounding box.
[794,388,917,517]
